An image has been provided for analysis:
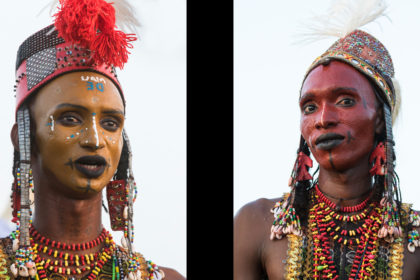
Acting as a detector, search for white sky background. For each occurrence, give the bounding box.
[0,0,186,276]
[235,0,420,216]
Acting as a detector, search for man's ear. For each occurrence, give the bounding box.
[10,123,19,152]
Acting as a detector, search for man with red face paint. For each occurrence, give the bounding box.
[1,1,185,280]
[234,3,420,280]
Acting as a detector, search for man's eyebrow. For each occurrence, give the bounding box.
[55,103,89,111]
[331,87,358,94]
[299,93,315,102]
[102,110,125,116]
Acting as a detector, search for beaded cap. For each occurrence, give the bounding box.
[14,24,123,114]
[304,29,396,112]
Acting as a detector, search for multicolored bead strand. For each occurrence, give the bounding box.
[314,185,373,213]
[270,194,303,239]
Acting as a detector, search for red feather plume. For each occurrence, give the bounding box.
[54,0,137,68]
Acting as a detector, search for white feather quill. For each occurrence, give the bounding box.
[295,0,389,44]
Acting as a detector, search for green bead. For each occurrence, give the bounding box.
[317,265,327,271]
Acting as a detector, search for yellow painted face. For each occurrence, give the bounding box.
[30,71,125,195]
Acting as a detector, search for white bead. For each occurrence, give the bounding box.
[136,269,142,280]
[28,266,37,277]
[12,239,19,252]
[121,237,128,249]
[18,265,29,277]
[128,271,135,280]
[123,206,128,219]
[408,242,416,253]
[10,264,18,278]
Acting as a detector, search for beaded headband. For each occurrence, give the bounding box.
[14,25,124,113]
[303,29,395,112]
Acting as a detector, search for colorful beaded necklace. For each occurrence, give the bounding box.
[30,227,115,280]
[309,185,383,280]
[9,225,145,280]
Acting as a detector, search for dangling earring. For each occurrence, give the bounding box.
[271,137,312,240]
[106,179,128,232]
[106,130,138,253]
[376,104,403,243]
[369,141,386,176]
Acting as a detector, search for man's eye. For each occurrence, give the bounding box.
[303,104,317,114]
[101,119,120,131]
[59,114,82,125]
[337,98,355,107]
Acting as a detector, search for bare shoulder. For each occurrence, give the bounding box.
[159,266,185,280]
[234,197,283,224]
[234,197,287,280]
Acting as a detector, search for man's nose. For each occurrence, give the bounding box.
[315,104,338,129]
[79,115,105,150]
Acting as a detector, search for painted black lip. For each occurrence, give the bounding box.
[74,155,107,178]
[315,133,345,150]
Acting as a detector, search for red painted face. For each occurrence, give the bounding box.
[300,60,382,171]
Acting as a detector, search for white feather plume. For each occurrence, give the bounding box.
[38,0,140,35]
[391,77,401,124]
[105,0,141,35]
[295,0,389,44]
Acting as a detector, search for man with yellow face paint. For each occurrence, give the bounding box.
[3,0,185,279]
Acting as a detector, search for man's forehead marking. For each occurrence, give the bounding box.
[80,75,107,84]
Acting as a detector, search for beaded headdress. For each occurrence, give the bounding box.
[10,0,143,277]
[270,0,417,251]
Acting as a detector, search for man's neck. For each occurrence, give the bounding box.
[317,164,373,207]
[32,184,104,245]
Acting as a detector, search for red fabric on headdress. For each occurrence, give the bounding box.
[296,152,313,181]
[54,0,137,69]
[15,42,124,113]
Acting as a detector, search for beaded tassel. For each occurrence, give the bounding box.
[122,129,136,252]
[407,209,420,253]
[377,105,403,243]
[270,193,303,239]
[11,107,37,278]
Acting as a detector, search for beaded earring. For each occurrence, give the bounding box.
[106,130,138,253]
[376,104,403,243]
[271,136,312,239]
